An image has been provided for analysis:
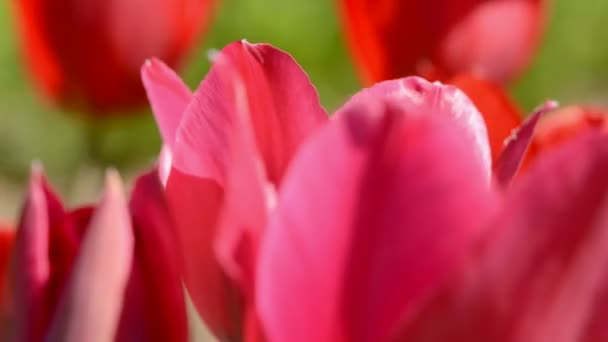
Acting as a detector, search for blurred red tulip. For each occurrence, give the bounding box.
[12,0,216,115]
[338,0,546,85]
[13,167,187,341]
[0,229,13,311]
[0,228,14,340]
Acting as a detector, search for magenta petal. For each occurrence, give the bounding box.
[493,100,558,187]
[116,170,187,342]
[47,171,133,342]
[396,132,608,341]
[141,58,192,146]
[337,76,492,182]
[257,100,496,342]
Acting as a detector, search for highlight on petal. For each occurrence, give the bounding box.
[116,170,187,341]
[164,41,328,339]
[257,99,496,342]
[47,170,133,342]
[141,57,192,146]
[449,74,523,161]
[493,100,558,188]
[337,76,491,182]
[395,132,608,342]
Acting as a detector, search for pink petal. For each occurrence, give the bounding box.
[47,170,133,342]
[396,131,608,341]
[165,41,327,338]
[257,99,496,342]
[116,170,187,342]
[337,76,491,182]
[493,100,558,187]
[13,164,69,341]
[141,58,192,146]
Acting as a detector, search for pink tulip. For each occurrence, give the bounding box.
[12,167,186,342]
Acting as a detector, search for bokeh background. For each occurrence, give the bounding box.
[0,0,607,220]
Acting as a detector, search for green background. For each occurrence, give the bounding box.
[0,0,607,218]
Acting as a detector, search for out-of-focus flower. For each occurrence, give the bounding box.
[0,228,14,340]
[12,0,217,115]
[12,167,186,341]
[0,229,13,310]
[142,40,329,340]
[338,0,546,85]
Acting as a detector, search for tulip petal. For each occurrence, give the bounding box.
[165,41,327,339]
[448,74,523,161]
[257,100,496,342]
[396,132,608,342]
[116,170,187,341]
[337,76,491,182]
[534,106,608,153]
[494,101,557,187]
[13,165,68,341]
[141,58,192,146]
[47,170,133,342]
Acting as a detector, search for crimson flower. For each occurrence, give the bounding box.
[10,167,186,341]
[13,0,216,115]
[338,0,546,85]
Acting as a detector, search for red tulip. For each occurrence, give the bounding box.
[338,0,546,84]
[12,0,216,115]
[13,166,186,341]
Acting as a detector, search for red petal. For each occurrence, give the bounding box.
[534,106,608,154]
[493,101,557,188]
[116,170,187,341]
[448,74,523,162]
[0,228,15,332]
[257,99,496,342]
[47,170,133,341]
[339,0,545,84]
[396,132,608,341]
[337,76,491,182]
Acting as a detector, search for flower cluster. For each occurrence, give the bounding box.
[1,0,608,341]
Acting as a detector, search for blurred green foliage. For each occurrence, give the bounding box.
[0,0,607,211]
